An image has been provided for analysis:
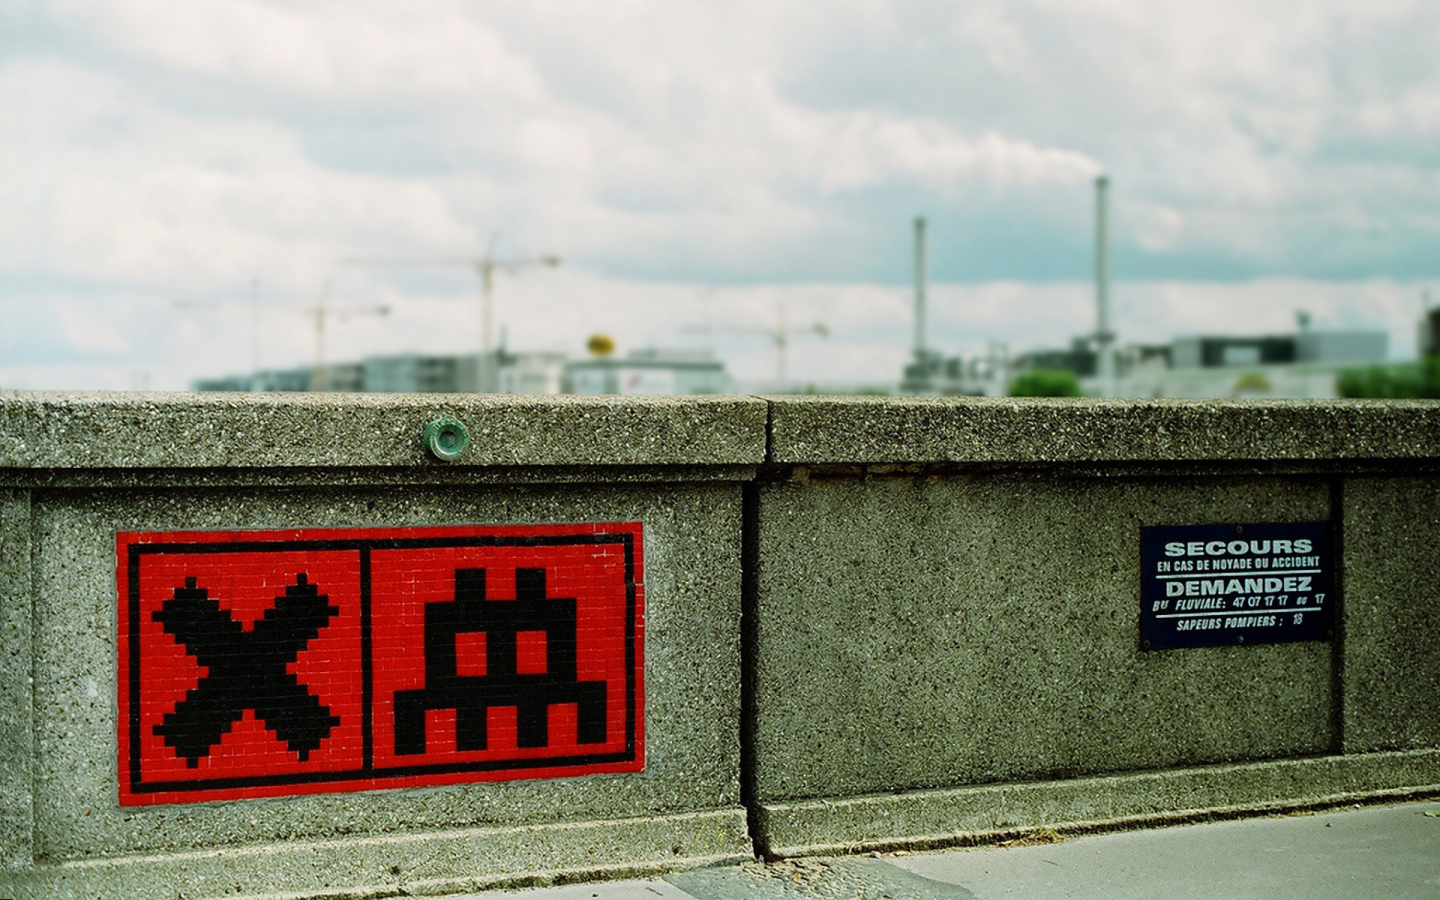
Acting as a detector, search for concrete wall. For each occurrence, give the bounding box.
[753,398,1440,855]
[0,393,764,899]
[1341,476,1440,753]
[753,475,1334,800]
[2,393,1439,896]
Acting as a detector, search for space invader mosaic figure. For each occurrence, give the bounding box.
[394,568,608,755]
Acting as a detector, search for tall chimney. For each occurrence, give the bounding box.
[1095,176,1114,383]
[914,216,928,357]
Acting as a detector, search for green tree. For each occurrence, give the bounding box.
[1008,368,1082,397]
[1337,356,1440,399]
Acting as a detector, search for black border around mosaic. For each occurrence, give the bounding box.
[125,532,639,796]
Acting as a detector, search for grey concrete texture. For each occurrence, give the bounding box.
[889,799,1440,900]
[753,473,1335,804]
[449,799,1440,900]
[0,808,749,900]
[5,394,1440,898]
[668,857,974,898]
[0,490,33,868]
[766,396,1440,464]
[0,391,768,469]
[13,480,749,885]
[1342,476,1440,753]
[757,749,1440,857]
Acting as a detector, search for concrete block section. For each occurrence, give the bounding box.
[0,490,32,869]
[0,392,768,469]
[766,397,1440,465]
[0,808,749,900]
[1342,476,1440,752]
[758,749,1440,858]
[14,480,748,893]
[752,474,1335,807]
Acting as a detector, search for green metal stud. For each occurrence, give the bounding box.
[422,416,470,461]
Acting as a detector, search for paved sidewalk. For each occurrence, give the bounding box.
[456,799,1440,899]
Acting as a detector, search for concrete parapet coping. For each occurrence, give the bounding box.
[766,396,1440,464]
[4,393,1440,471]
[0,391,769,470]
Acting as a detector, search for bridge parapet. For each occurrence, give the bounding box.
[1,393,1436,896]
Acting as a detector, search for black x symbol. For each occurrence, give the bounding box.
[153,574,340,766]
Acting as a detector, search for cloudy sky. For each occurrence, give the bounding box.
[2,0,1436,390]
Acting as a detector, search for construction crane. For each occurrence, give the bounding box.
[174,281,389,390]
[684,305,828,388]
[343,235,561,360]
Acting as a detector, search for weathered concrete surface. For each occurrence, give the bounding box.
[26,482,745,866]
[753,474,1334,805]
[0,391,768,469]
[1341,476,1440,753]
[4,393,1440,897]
[0,490,32,869]
[667,857,974,899]
[453,798,1440,899]
[890,797,1440,900]
[756,750,1440,857]
[0,393,763,897]
[0,809,749,900]
[766,397,1440,464]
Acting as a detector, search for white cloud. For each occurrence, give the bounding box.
[0,61,477,291]
[50,0,549,105]
[793,115,1101,194]
[3,0,1439,389]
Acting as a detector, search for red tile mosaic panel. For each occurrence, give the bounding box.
[116,523,644,805]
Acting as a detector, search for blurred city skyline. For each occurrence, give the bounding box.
[2,1,1436,390]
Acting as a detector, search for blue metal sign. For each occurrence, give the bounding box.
[1140,522,1334,650]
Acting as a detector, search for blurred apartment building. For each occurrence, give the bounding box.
[906,326,1391,398]
[193,347,734,395]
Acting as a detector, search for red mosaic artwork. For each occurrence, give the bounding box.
[116,523,644,806]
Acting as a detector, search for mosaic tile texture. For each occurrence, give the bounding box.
[116,523,644,805]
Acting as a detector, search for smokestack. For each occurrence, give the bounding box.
[914,216,928,357]
[1095,176,1114,385]
[1095,176,1111,347]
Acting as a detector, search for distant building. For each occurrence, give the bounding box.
[315,362,364,392]
[361,354,465,393]
[1119,343,1173,373]
[564,348,734,395]
[193,346,733,396]
[1104,329,1388,399]
[194,368,315,392]
[1171,335,1295,368]
[892,327,1391,400]
[1013,338,1100,378]
[499,351,567,394]
[191,374,258,392]
[898,349,948,394]
[197,352,485,394]
[895,344,1012,397]
[1294,330,1387,364]
[1420,308,1440,357]
[1171,330,1385,369]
